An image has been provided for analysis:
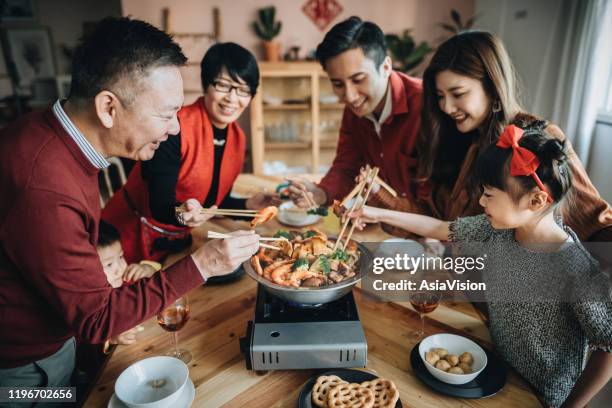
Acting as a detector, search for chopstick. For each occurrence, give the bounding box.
[341,179,366,207]
[207,231,283,250]
[301,190,318,210]
[334,167,379,251]
[363,164,397,198]
[343,167,379,250]
[175,206,261,218]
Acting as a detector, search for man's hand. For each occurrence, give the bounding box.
[109,327,139,345]
[175,199,216,228]
[286,178,327,208]
[190,230,260,281]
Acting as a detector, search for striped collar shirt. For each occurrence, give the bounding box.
[52,99,109,169]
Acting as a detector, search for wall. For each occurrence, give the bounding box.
[474,0,569,122]
[0,0,122,97]
[122,0,474,103]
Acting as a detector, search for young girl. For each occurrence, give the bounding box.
[352,125,612,407]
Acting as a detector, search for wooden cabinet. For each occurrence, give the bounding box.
[249,62,344,175]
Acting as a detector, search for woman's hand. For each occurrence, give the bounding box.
[246,192,282,210]
[344,205,383,230]
[123,263,157,283]
[175,198,215,228]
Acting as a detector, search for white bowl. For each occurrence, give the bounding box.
[114,356,189,408]
[419,333,487,385]
[278,201,320,226]
[376,238,425,260]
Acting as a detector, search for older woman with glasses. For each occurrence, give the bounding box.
[102,42,279,265]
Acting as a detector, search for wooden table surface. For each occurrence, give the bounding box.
[85,174,542,407]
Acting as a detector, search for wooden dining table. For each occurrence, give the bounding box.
[85,174,542,407]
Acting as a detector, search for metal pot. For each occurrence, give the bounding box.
[242,241,373,305]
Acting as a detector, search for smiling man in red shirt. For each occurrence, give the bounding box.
[288,17,424,236]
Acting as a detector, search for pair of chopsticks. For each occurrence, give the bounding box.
[340,166,397,207]
[207,230,284,250]
[334,166,380,251]
[175,207,263,219]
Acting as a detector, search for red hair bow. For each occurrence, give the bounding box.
[496,125,553,203]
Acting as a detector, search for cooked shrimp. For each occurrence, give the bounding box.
[251,206,278,228]
[256,248,273,266]
[251,256,263,276]
[270,262,294,286]
[263,259,293,281]
[289,270,318,287]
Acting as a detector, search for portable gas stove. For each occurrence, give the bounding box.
[240,284,368,371]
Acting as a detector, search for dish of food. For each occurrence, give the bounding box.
[277,201,321,227]
[298,369,402,408]
[250,228,360,288]
[425,348,474,375]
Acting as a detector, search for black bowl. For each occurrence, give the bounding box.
[205,265,245,285]
[410,342,507,398]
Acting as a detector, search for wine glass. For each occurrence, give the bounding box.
[157,296,192,363]
[409,291,442,341]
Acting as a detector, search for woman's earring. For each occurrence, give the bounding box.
[492,100,502,113]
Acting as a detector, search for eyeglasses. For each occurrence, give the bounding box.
[212,81,252,98]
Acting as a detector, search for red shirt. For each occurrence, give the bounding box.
[318,71,423,203]
[0,108,203,368]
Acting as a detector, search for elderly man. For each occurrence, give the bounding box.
[0,17,259,395]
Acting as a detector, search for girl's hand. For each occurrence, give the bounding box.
[344,205,382,230]
[175,199,215,227]
[246,192,282,210]
[110,327,139,346]
[123,263,157,283]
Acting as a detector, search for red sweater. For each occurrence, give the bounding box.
[0,108,204,368]
[318,71,423,203]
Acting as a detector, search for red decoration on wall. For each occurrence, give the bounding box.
[302,0,343,31]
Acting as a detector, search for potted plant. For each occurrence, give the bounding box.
[385,30,432,74]
[252,6,282,62]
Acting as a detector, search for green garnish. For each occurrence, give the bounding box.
[331,249,349,262]
[304,230,317,238]
[307,206,329,216]
[274,230,291,239]
[293,258,310,270]
[319,256,331,274]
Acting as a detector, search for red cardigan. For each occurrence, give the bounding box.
[318,71,423,203]
[0,108,204,368]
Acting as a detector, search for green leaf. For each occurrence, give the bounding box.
[294,258,310,270]
[274,230,291,239]
[304,230,317,239]
[331,249,349,262]
[451,9,462,26]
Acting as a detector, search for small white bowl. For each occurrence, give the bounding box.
[278,201,320,226]
[114,356,189,408]
[419,333,487,385]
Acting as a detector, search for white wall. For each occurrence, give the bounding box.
[474,0,569,120]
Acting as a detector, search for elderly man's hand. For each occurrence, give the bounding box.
[190,230,260,280]
[175,198,216,228]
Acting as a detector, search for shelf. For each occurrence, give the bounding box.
[266,142,310,149]
[320,140,338,148]
[263,104,309,111]
[321,103,344,109]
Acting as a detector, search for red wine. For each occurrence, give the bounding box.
[410,293,440,314]
[411,300,439,314]
[157,306,190,332]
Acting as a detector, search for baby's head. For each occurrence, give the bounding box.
[97,220,126,288]
[475,125,572,229]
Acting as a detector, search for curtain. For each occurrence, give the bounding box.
[551,0,612,165]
